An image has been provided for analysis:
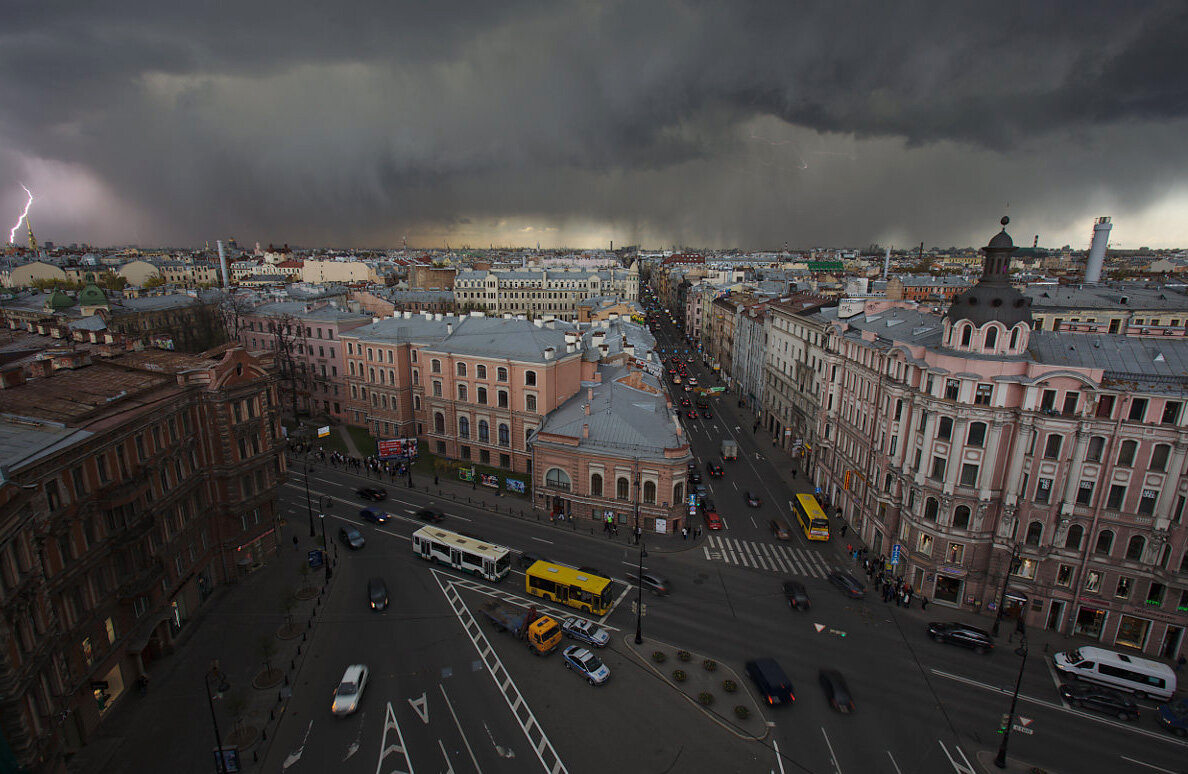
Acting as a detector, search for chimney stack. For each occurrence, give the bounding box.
[582,424,589,439]
[217,240,230,290]
[1085,216,1111,284]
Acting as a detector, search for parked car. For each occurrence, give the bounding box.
[1059,683,1140,721]
[694,484,708,502]
[818,669,855,713]
[359,508,388,524]
[744,491,762,507]
[331,664,369,716]
[367,577,389,611]
[826,570,865,598]
[561,646,610,685]
[780,579,810,609]
[414,508,445,523]
[339,526,366,550]
[1157,698,1188,737]
[706,461,724,478]
[356,487,387,501]
[769,519,791,540]
[745,658,795,705]
[926,622,994,654]
[561,617,611,648]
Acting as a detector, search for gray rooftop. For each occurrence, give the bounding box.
[250,301,371,323]
[0,415,93,481]
[1024,283,1188,311]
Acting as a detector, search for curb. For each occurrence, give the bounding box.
[620,635,769,742]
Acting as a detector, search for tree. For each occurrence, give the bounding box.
[142,275,167,289]
[256,633,279,677]
[217,290,256,342]
[268,313,305,419]
[98,271,128,291]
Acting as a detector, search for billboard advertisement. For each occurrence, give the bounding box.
[378,438,418,460]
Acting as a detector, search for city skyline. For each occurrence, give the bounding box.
[3,3,1188,250]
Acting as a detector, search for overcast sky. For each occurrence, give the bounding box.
[3,2,1187,251]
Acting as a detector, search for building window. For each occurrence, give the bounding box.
[616,477,629,500]
[1086,436,1105,462]
[1106,484,1126,510]
[643,481,656,504]
[974,383,992,406]
[1056,564,1072,587]
[960,326,971,347]
[545,468,571,491]
[947,542,964,564]
[1063,392,1078,415]
[497,390,509,409]
[500,454,510,468]
[959,464,979,488]
[457,384,468,402]
[924,498,938,521]
[930,457,946,481]
[1044,434,1063,459]
[431,359,441,373]
[967,422,986,447]
[476,364,486,379]
[1162,401,1182,425]
[1084,570,1101,593]
[432,380,442,398]
[952,505,971,530]
[944,379,960,401]
[1150,444,1170,472]
[1025,520,1043,545]
[1126,535,1146,561]
[1095,529,1114,555]
[459,416,470,439]
[590,473,603,497]
[937,417,953,441]
[1064,524,1084,549]
[1146,582,1165,607]
[525,394,537,412]
[456,362,467,377]
[1076,480,1094,506]
[1117,440,1137,466]
[478,420,489,443]
[1040,389,1056,411]
[433,413,445,434]
[497,367,508,382]
[984,327,998,350]
[918,533,934,555]
[525,370,537,386]
[477,387,487,404]
[1138,489,1157,516]
[498,423,509,447]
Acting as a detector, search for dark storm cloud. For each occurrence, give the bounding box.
[2,1,1187,248]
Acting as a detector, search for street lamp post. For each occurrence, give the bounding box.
[204,663,231,774]
[991,544,1022,637]
[406,454,414,488]
[994,636,1029,769]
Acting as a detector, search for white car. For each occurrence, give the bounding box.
[561,646,610,685]
[561,617,611,648]
[331,664,369,716]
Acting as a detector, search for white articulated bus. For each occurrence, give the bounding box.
[411,526,512,582]
[1053,646,1176,700]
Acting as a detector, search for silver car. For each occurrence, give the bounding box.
[561,617,611,648]
[561,646,610,685]
[331,664,369,716]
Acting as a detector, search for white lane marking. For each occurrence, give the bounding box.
[603,584,633,626]
[434,572,568,774]
[408,692,429,724]
[886,750,902,774]
[377,702,415,774]
[439,683,484,773]
[820,726,843,774]
[531,537,553,544]
[344,711,365,761]
[772,738,787,774]
[937,740,975,774]
[1121,756,1179,773]
[437,739,456,774]
[282,720,313,770]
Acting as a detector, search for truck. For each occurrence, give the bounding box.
[478,600,562,655]
[721,439,739,460]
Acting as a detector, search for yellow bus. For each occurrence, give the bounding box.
[791,494,831,541]
[524,561,613,615]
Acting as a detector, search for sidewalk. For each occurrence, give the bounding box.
[69,524,339,774]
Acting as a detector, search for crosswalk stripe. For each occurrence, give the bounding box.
[697,535,836,578]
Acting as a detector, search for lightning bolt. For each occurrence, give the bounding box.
[9,184,33,245]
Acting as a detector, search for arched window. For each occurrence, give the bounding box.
[938,417,953,441]
[349,361,356,376]
[1150,443,1170,472]
[459,416,470,438]
[672,482,684,503]
[1086,436,1105,462]
[457,384,468,401]
[476,364,487,379]
[590,473,603,497]
[525,394,537,412]
[1009,327,1019,349]
[967,422,986,447]
[1064,524,1084,550]
[924,497,939,521]
[497,390,509,408]
[431,359,441,373]
[525,370,537,386]
[984,327,998,350]
[1126,535,1145,561]
[960,325,972,346]
[497,367,508,382]
[456,362,467,377]
[477,387,487,405]
[1094,529,1114,556]
[369,367,375,382]
[1025,520,1043,546]
[616,477,630,500]
[478,420,490,443]
[433,412,445,434]
[1117,440,1137,466]
[952,505,971,530]
[643,481,656,504]
[497,423,510,447]
[545,468,571,489]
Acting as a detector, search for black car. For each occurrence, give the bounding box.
[359,508,388,524]
[1059,683,1140,721]
[706,461,724,478]
[927,621,994,654]
[827,570,865,598]
[744,491,762,508]
[367,577,389,611]
[818,669,855,713]
[339,525,366,550]
[782,580,810,610]
[688,471,703,486]
[356,487,387,501]
[414,508,445,523]
[745,658,795,705]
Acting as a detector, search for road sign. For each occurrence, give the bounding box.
[890,544,903,565]
[1011,724,1034,735]
[308,550,324,568]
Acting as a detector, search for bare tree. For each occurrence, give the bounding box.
[268,312,305,419]
[218,290,256,343]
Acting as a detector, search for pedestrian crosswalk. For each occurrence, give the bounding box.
[702,536,832,577]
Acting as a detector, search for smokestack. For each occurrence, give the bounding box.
[882,247,891,282]
[1085,216,1111,284]
[217,240,230,290]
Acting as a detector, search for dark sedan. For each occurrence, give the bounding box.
[818,669,855,713]
[782,580,810,610]
[339,525,366,550]
[827,570,865,598]
[356,487,387,501]
[359,508,388,524]
[1059,683,1140,721]
[367,577,389,611]
[744,491,762,507]
[705,461,724,478]
[926,621,994,654]
[414,508,445,523]
[688,472,703,485]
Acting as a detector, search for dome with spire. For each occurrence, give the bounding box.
[946,216,1032,329]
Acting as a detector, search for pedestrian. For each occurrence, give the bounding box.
[434,474,439,486]
[682,527,688,540]
[840,524,847,537]
[921,596,929,611]
[790,467,797,478]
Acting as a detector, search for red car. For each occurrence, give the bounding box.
[704,509,723,530]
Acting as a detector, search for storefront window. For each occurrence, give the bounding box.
[934,575,962,605]
[1084,570,1101,593]
[1074,607,1106,639]
[1014,557,1038,580]
[1115,615,1151,650]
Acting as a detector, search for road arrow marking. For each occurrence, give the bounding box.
[409,692,429,724]
[814,623,826,633]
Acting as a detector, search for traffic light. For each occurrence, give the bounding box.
[997,713,1010,734]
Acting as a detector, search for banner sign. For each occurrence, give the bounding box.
[378,438,418,460]
[317,425,331,438]
[505,478,526,494]
[481,473,499,488]
[458,467,475,482]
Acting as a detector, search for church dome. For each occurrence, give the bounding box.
[946,216,1032,329]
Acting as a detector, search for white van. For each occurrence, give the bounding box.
[1053,646,1176,700]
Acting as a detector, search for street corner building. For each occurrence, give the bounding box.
[811,217,1188,660]
[0,341,285,773]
